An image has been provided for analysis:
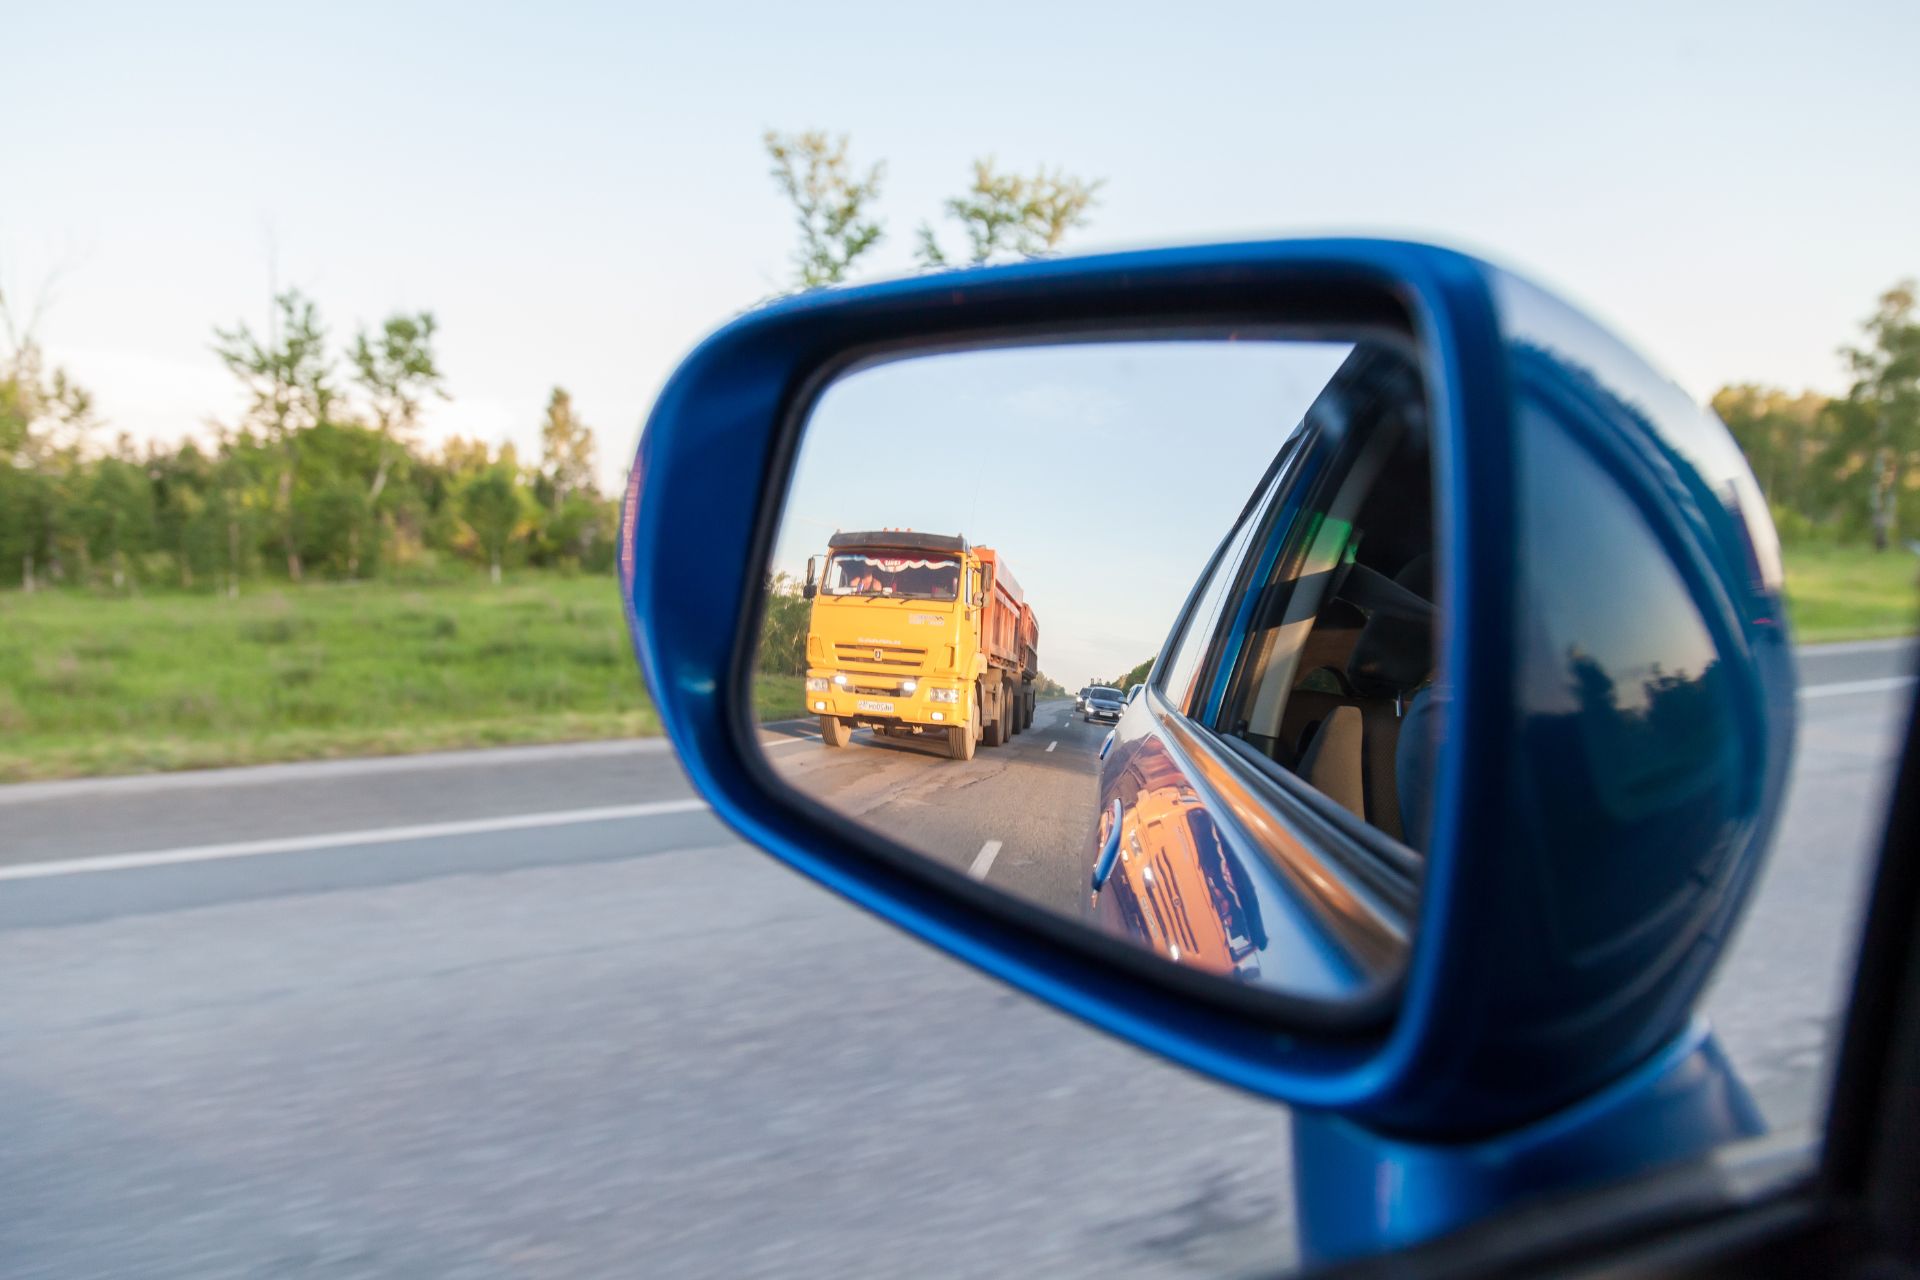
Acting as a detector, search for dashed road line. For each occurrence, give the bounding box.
[968,839,1003,881]
[1046,741,1058,752]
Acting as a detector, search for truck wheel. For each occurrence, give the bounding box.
[983,678,1007,747]
[950,691,981,760]
[820,715,851,748]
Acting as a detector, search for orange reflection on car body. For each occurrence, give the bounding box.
[1098,781,1265,979]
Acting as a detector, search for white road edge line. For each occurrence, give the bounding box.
[1800,675,1916,700]
[0,798,711,883]
[1801,637,1915,657]
[969,839,1003,881]
[1046,741,1058,752]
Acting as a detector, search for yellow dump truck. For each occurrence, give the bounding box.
[801,530,1040,761]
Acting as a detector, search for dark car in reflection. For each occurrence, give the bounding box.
[1083,686,1125,724]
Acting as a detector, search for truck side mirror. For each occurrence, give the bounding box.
[802,556,817,600]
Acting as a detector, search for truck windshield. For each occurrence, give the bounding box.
[825,552,960,600]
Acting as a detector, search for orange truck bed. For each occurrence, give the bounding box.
[974,547,1026,673]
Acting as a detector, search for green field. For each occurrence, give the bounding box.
[0,576,806,782]
[0,545,1913,782]
[1781,544,1920,644]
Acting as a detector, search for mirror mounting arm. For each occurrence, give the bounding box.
[1290,1020,1763,1264]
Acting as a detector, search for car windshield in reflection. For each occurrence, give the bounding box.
[825,553,961,600]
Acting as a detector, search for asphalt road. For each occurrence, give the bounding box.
[0,641,1910,1279]
[760,697,1103,916]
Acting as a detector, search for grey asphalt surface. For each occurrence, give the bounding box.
[761,697,1103,917]
[0,641,1910,1279]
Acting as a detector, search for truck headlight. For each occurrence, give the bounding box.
[901,679,917,694]
[927,688,959,704]
[832,673,849,686]
[805,677,829,692]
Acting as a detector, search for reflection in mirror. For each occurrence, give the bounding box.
[751,336,1434,1006]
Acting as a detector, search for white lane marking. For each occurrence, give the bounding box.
[763,736,819,749]
[0,738,677,806]
[1800,675,1915,700]
[1801,637,1916,657]
[1046,741,1058,752]
[0,798,712,883]
[969,839,1003,881]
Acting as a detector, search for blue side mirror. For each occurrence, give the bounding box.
[620,240,1796,1260]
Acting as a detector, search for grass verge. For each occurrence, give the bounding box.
[1,546,1912,782]
[1781,544,1920,644]
[0,576,804,782]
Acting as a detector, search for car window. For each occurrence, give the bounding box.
[1171,346,1437,849]
[1154,442,1301,715]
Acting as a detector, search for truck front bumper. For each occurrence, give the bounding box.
[804,678,967,730]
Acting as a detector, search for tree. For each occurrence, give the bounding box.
[1711,385,1831,524]
[207,427,269,596]
[77,445,156,592]
[538,387,597,505]
[765,129,886,290]
[348,311,446,574]
[916,159,1103,268]
[1828,280,1920,550]
[459,461,527,584]
[759,572,811,675]
[214,290,335,580]
[2,279,99,589]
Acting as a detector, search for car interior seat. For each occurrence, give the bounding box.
[1283,553,1435,843]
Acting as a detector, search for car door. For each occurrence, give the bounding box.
[1087,346,1426,994]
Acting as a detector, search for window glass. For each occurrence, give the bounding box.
[1156,462,1291,715]
[1207,346,1437,849]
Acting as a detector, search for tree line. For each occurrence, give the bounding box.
[0,287,615,594]
[1,129,1103,600]
[9,125,1910,606]
[1713,279,1920,549]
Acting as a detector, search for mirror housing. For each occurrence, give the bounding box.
[801,555,817,601]
[620,240,1795,1140]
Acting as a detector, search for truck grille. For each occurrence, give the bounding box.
[834,643,926,669]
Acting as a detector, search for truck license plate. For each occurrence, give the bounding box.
[857,700,895,714]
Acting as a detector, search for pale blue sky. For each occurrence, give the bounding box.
[7,1,1916,492]
[775,342,1345,683]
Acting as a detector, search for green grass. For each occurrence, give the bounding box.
[1,546,1909,782]
[753,673,807,725]
[0,576,659,783]
[1781,544,1920,644]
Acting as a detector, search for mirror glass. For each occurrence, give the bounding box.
[752,334,1435,1006]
